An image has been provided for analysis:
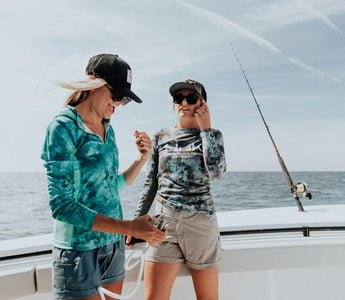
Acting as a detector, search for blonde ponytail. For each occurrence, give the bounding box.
[49,78,107,107]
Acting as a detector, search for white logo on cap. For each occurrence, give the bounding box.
[127,69,132,84]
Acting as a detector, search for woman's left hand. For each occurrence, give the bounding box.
[194,100,211,131]
[134,130,152,161]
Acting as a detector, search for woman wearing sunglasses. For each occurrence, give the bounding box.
[41,54,166,300]
[133,79,227,299]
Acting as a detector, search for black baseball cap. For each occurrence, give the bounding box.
[86,54,142,103]
[169,79,207,102]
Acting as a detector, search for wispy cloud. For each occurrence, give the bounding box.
[173,0,340,82]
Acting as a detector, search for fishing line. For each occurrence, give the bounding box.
[230,44,312,211]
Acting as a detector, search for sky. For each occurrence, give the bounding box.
[0,0,344,172]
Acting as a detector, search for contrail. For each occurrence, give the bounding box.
[294,0,345,37]
[173,0,281,55]
[173,0,340,82]
[287,57,341,82]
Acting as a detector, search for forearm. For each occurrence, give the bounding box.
[92,214,134,235]
[123,155,147,185]
[123,130,152,185]
[92,213,167,246]
[201,129,227,178]
[45,162,98,230]
[135,179,158,217]
[135,156,158,217]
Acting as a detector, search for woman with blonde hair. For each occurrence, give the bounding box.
[41,54,166,300]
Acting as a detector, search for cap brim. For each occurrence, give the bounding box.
[111,85,143,103]
[169,82,199,96]
[123,88,143,103]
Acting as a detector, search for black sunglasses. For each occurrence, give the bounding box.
[105,85,124,102]
[173,93,199,105]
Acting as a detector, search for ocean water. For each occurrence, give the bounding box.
[0,171,344,241]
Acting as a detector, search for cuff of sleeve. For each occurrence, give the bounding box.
[117,173,129,193]
[200,128,213,137]
[86,211,97,230]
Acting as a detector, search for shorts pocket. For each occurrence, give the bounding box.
[155,201,174,217]
[53,248,87,278]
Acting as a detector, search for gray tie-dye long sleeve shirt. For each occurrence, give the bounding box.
[135,127,226,216]
[41,106,127,250]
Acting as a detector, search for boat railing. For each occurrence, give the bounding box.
[2,205,345,299]
[221,225,345,237]
[2,225,345,260]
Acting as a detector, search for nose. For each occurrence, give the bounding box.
[181,98,188,105]
[114,99,125,106]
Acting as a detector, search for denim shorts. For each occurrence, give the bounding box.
[52,238,125,299]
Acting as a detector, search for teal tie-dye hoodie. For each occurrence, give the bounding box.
[41,106,127,250]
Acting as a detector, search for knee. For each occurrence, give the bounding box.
[195,294,219,300]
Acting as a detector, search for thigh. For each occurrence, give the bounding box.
[65,295,101,300]
[100,280,124,300]
[53,240,125,300]
[53,247,101,299]
[99,239,125,286]
[145,202,184,265]
[144,261,182,300]
[189,268,219,300]
[181,212,221,270]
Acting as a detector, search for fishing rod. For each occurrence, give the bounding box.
[230,44,312,212]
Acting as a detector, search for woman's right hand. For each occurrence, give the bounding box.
[194,100,211,131]
[130,215,167,246]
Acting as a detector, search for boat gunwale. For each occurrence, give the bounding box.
[2,204,345,261]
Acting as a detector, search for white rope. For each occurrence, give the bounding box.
[98,249,145,300]
[98,216,173,299]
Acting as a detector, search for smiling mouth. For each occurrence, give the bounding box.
[107,103,116,114]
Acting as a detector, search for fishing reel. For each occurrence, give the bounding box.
[150,215,170,230]
[127,214,176,245]
[291,182,312,200]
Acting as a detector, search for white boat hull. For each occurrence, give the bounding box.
[1,205,345,300]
